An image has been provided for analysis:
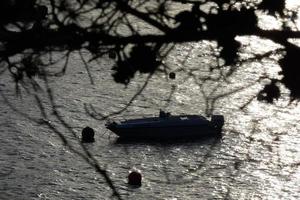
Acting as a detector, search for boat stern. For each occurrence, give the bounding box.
[211,115,224,131]
[105,121,118,132]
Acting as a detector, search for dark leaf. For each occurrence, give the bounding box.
[258,0,285,16]
[257,80,280,103]
[279,44,300,100]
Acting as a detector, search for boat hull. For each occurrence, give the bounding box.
[109,124,221,139]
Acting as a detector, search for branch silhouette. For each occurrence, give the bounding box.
[1,0,300,101]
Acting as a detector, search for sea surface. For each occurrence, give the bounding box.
[1,1,300,200]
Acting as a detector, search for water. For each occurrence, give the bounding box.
[1,1,300,200]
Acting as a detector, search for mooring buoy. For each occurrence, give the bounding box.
[81,126,95,143]
[169,72,176,79]
[128,170,142,186]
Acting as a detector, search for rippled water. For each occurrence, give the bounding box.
[1,1,300,200]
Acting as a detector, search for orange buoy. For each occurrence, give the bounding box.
[128,170,142,186]
[81,126,95,143]
[169,72,176,79]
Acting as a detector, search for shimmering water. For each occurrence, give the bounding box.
[1,1,300,200]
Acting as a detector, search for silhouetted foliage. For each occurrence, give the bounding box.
[4,0,299,103]
[218,36,241,65]
[112,44,160,84]
[257,80,280,103]
[0,0,46,24]
[258,0,285,16]
[175,3,203,32]
[279,43,300,100]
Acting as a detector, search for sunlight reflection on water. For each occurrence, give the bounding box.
[286,0,300,9]
[0,1,300,200]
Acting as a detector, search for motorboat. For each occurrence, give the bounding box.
[105,110,224,139]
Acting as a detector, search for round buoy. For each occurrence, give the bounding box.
[81,126,95,143]
[128,170,142,186]
[169,72,176,79]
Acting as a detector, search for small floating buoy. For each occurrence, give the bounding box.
[128,170,142,186]
[81,126,95,143]
[169,72,176,79]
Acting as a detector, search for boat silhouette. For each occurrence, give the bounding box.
[106,110,224,139]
